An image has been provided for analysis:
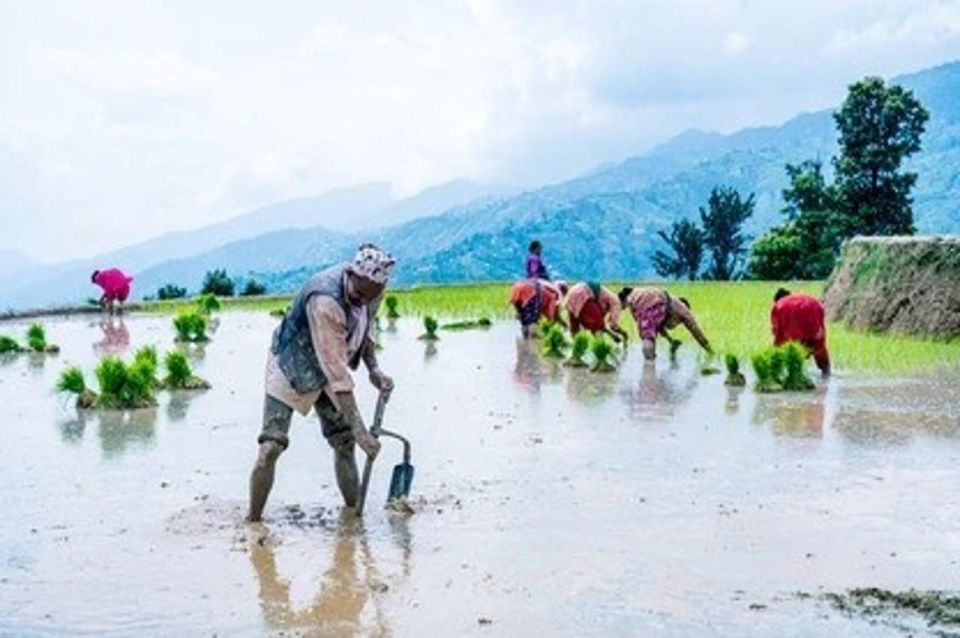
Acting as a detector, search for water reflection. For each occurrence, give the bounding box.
[752,392,827,438]
[166,392,196,423]
[423,341,438,359]
[93,317,130,356]
[96,408,158,457]
[249,513,398,637]
[724,386,745,416]
[178,342,207,362]
[621,361,698,420]
[513,338,543,393]
[565,367,618,405]
[57,415,87,445]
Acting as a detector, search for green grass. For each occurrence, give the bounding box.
[0,335,23,354]
[93,355,157,409]
[566,332,591,367]
[173,311,209,343]
[136,280,960,373]
[590,335,618,372]
[26,323,47,352]
[541,323,568,358]
[163,350,210,390]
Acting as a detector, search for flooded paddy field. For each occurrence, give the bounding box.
[1,312,959,636]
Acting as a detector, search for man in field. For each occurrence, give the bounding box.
[770,288,831,376]
[618,286,713,361]
[247,244,396,522]
[564,281,628,343]
[509,278,567,338]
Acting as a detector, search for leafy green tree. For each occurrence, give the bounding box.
[157,283,187,300]
[652,219,705,280]
[832,76,929,236]
[700,186,754,280]
[201,268,235,297]
[782,160,831,220]
[241,279,267,297]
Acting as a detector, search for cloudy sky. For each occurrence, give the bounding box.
[3,0,960,263]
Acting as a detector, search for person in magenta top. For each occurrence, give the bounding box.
[91,268,134,314]
[525,240,550,280]
[770,288,830,376]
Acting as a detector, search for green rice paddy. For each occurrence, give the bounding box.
[139,281,960,373]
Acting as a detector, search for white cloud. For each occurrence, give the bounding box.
[1,0,959,261]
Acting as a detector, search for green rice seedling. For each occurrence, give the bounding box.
[26,323,47,352]
[724,354,746,387]
[385,295,400,319]
[196,293,221,316]
[0,335,22,354]
[441,317,492,331]
[768,348,785,386]
[163,350,210,390]
[133,345,161,388]
[94,356,157,409]
[173,311,209,343]
[419,315,439,341]
[751,349,782,393]
[565,331,591,367]
[541,324,568,358]
[782,342,816,391]
[56,365,98,409]
[590,335,618,372]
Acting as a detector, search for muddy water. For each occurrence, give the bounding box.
[1,313,958,637]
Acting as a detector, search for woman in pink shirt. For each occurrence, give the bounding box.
[618,286,713,361]
[91,268,134,314]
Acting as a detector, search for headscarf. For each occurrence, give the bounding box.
[347,243,395,284]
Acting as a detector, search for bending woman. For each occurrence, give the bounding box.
[618,287,712,361]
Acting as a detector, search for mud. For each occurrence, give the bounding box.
[1,314,959,636]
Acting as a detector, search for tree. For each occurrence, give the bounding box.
[782,159,831,220]
[652,219,705,280]
[700,186,754,280]
[241,279,267,297]
[201,269,235,296]
[157,283,187,300]
[832,76,928,236]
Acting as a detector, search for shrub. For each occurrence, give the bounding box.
[242,280,267,297]
[385,295,400,319]
[173,311,209,343]
[157,284,187,300]
[196,293,221,316]
[163,350,210,390]
[0,335,23,354]
[590,335,618,372]
[565,332,590,367]
[724,354,746,387]
[419,316,439,341]
[541,324,568,358]
[200,268,235,297]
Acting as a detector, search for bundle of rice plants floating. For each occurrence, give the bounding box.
[782,342,816,391]
[541,324,568,358]
[384,295,400,319]
[590,335,618,372]
[133,345,161,388]
[724,354,746,387]
[56,365,98,409]
[26,323,59,353]
[565,331,590,367]
[751,349,782,393]
[0,335,23,354]
[173,311,209,343]
[441,317,492,331]
[94,355,158,409]
[163,350,211,390]
[196,293,221,316]
[419,315,439,341]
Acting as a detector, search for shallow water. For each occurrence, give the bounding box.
[1,313,958,637]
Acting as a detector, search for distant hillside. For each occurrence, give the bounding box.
[4,60,959,307]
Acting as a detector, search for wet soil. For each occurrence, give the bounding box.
[1,314,959,636]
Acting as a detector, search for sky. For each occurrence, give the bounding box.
[2,0,960,264]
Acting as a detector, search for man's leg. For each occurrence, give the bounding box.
[315,393,359,508]
[247,395,293,522]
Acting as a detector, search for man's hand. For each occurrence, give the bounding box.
[369,369,394,393]
[356,430,381,458]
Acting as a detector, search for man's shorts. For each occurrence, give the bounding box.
[257,392,353,450]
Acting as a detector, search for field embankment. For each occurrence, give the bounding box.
[825,236,960,338]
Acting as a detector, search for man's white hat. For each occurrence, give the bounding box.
[348,243,395,284]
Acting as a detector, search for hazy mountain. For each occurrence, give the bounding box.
[0,249,42,288]
[0,180,497,307]
[4,60,960,307]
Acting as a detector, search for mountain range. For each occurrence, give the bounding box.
[3,60,960,309]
